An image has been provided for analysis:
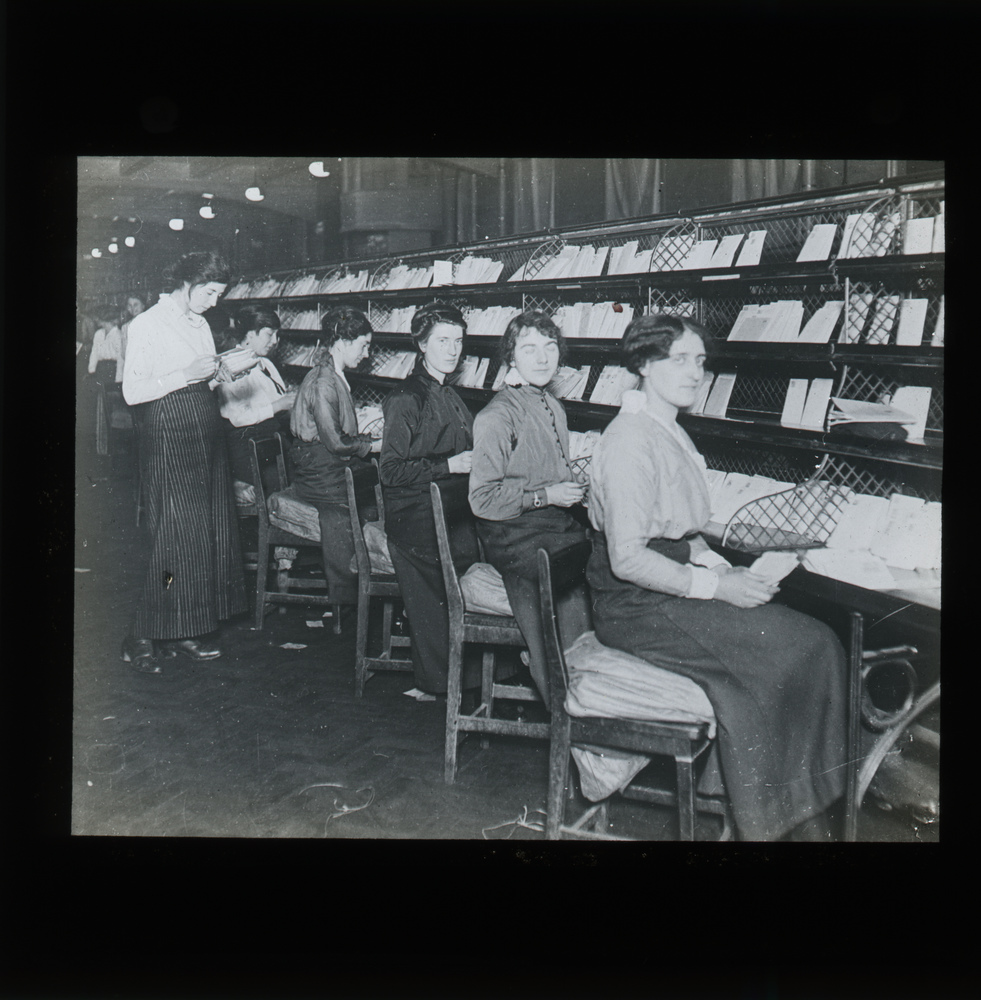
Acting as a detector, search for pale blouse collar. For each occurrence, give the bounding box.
[619,388,707,472]
[161,292,208,328]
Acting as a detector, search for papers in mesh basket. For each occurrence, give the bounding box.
[827,397,915,425]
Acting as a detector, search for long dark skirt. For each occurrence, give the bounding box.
[476,508,590,708]
[587,533,847,842]
[290,440,370,606]
[224,413,292,487]
[132,383,246,639]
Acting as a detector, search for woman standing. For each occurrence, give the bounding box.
[216,304,296,487]
[120,251,246,673]
[469,310,590,707]
[289,306,380,610]
[586,314,848,841]
[380,302,480,695]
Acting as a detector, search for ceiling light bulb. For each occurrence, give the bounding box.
[169,218,185,231]
[308,161,331,177]
[245,186,264,202]
[108,243,119,253]
[91,248,102,257]
[199,205,216,219]
[125,236,136,247]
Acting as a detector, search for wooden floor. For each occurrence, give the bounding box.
[72,434,937,843]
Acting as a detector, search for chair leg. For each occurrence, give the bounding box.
[444,637,465,784]
[355,593,370,698]
[546,716,572,840]
[675,755,697,842]
[381,600,395,657]
[480,650,495,750]
[332,603,343,635]
[255,524,271,630]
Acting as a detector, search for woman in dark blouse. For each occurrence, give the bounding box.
[290,306,381,607]
[469,310,591,707]
[380,303,480,694]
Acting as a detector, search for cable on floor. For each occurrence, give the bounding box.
[481,805,547,840]
[296,782,375,836]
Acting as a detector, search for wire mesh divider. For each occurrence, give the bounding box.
[836,364,942,435]
[722,457,855,553]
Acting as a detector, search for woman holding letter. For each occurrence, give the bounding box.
[469,310,591,707]
[586,314,848,841]
[120,251,247,673]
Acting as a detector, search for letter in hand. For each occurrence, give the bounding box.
[714,566,779,609]
[447,450,473,475]
[185,354,218,383]
[544,480,587,508]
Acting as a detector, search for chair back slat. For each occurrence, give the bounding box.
[537,541,592,705]
[248,434,288,530]
[430,482,466,621]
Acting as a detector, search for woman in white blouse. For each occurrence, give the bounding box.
[215,304,296,487]
[586,313,848,841]
[120,251,247,674]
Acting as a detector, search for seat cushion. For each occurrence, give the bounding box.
[563,631,715,732]
[460,562,513,616]
[361,521,395,576]
[563,632,717,802]
[267,488,322,542]
[233,479,257,514]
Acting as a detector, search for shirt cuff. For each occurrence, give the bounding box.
[687,565,719,600]
[691,548,731,571]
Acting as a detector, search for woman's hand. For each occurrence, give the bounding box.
[273,390,297,414]
[713,566,779,608]
[447,450,473,474]
[184,354,218,383]
[545,481,587,507]
[369,438,383,453]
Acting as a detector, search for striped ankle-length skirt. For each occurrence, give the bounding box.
[133,383,246,639]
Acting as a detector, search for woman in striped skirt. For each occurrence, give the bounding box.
[120,251,247,674]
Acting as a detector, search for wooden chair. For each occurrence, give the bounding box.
[538,542,731,841]
[249,433,341,633]
[431,482,548,784]
[344,464,413,696]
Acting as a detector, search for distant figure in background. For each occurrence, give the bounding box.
[469,310,591,707]
[88,308,129,456]
[215,304,296,487]
[120,250,246,674]
[290,306,381,609]
[118,293,146,374]
[379,302,480,695]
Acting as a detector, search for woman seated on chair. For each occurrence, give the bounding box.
[586,313,848,842]
[469,310,591,708]
[214,304,297,488]
[289,306,381,609]
[379,302,481,696]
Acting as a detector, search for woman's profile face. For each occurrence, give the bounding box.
[419,322,464,376]
[127,297,144,318]
[186,282,227,315]
[245,326,279,357]
[336,333,372,370]
[639,330,707,411]
[511,327,560,387]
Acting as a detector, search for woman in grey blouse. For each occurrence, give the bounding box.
[469,310,590,706]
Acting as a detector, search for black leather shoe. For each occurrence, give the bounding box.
[158,637,222,661]
[120,636,162,675]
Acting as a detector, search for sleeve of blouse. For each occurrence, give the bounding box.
[121,317,188,406]
[310,372,372,458]
[469,402,528,520]
[600,427,692,597]
[379,391,450,487]
[217,368,276,427]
